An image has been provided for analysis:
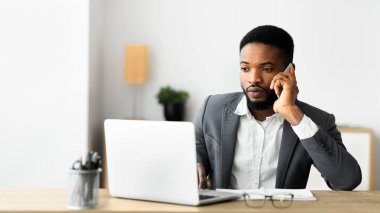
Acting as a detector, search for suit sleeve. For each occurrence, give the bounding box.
[300,114,362,190]
[194,96,211,176]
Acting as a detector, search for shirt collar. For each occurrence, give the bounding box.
[234,96,249,116]
[234,96,284,123]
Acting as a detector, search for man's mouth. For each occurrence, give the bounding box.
[247,86,265,99]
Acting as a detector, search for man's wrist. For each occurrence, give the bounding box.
[291,114,319,139]
[282,105,304,126]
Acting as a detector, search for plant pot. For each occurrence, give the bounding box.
[164,102,184,121]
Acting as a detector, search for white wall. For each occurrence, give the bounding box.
[0,0,89,188]
[102,0,380,189]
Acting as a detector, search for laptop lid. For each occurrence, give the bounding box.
[105,119,202,205]
[104,119,240,206]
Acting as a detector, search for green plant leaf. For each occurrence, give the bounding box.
[156,85,189,104]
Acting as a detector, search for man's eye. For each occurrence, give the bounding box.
[240,67,249,72]
[262,67,273,72]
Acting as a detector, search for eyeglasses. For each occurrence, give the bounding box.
[242,192,294,208]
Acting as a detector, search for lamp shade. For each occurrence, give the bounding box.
[124,44,148,84]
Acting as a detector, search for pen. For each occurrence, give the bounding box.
[72,151,101,170]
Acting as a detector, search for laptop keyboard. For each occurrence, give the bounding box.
[199,194,219,200]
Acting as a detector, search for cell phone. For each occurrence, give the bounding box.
[276,63,293,97]
[284,63,292,73]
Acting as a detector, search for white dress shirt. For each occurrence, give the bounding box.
[229,96,318,189]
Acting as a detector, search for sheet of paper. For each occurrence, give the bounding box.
[216,188,317,201]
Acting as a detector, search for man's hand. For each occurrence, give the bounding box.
[197,163,212,189]
[270,64,304,126]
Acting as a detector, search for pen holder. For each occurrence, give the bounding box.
[67,168,102,210]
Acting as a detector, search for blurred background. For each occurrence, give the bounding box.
[0,0,379,189]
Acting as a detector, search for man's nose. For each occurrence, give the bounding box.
[248,69,263,85]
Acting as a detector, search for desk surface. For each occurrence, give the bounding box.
[0,189,379,213]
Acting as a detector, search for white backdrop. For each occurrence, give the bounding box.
[0,0,378,189]
[0,0,89,187]
[101,0,380,189]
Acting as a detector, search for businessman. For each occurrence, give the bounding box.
[195,25,361,190]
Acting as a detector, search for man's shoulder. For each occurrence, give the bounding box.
[199,92,243,119]
[296,100,332,124]
[206,92,243,105]
[197,92,243,129]
[296,100,329,114]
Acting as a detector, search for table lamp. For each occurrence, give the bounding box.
[124,44,148,118]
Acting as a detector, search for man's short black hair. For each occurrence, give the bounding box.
[240,25,294,65]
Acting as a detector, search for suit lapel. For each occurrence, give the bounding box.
[276,120,299,188]
[220,97,241,188]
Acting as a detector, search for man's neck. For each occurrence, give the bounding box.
[250,107,275,122]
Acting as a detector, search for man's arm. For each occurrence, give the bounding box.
[194,96,212,188]
[299,114,362,190]
[272,65,361,190]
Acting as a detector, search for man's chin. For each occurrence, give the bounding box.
[245,93,277,111]
[248,101,273,111]
[248,97,266,103]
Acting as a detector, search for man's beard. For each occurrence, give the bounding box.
[241,85,278,111]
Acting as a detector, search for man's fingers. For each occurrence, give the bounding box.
[199,178,207,189]
[289,64,295,74]
[271,73,290,90]
[270,79,274,90]
[206,179,212,189]
[197,163,207,188]
[274,79,283,98]
[197,163,213,189]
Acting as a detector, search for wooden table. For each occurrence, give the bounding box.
[0,189,379,212]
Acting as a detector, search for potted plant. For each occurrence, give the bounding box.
[156,85,189,121]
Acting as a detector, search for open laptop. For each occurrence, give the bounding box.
[104,119,241,206]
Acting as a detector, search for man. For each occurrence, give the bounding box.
[195,25,361,190]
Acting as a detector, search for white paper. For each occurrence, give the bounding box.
[216,188,317,201]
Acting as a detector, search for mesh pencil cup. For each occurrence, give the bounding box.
[67,168,102,210]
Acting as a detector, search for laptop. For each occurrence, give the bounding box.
[104,119,241,206]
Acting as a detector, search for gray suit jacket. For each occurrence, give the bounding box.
[195,92,361,190]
